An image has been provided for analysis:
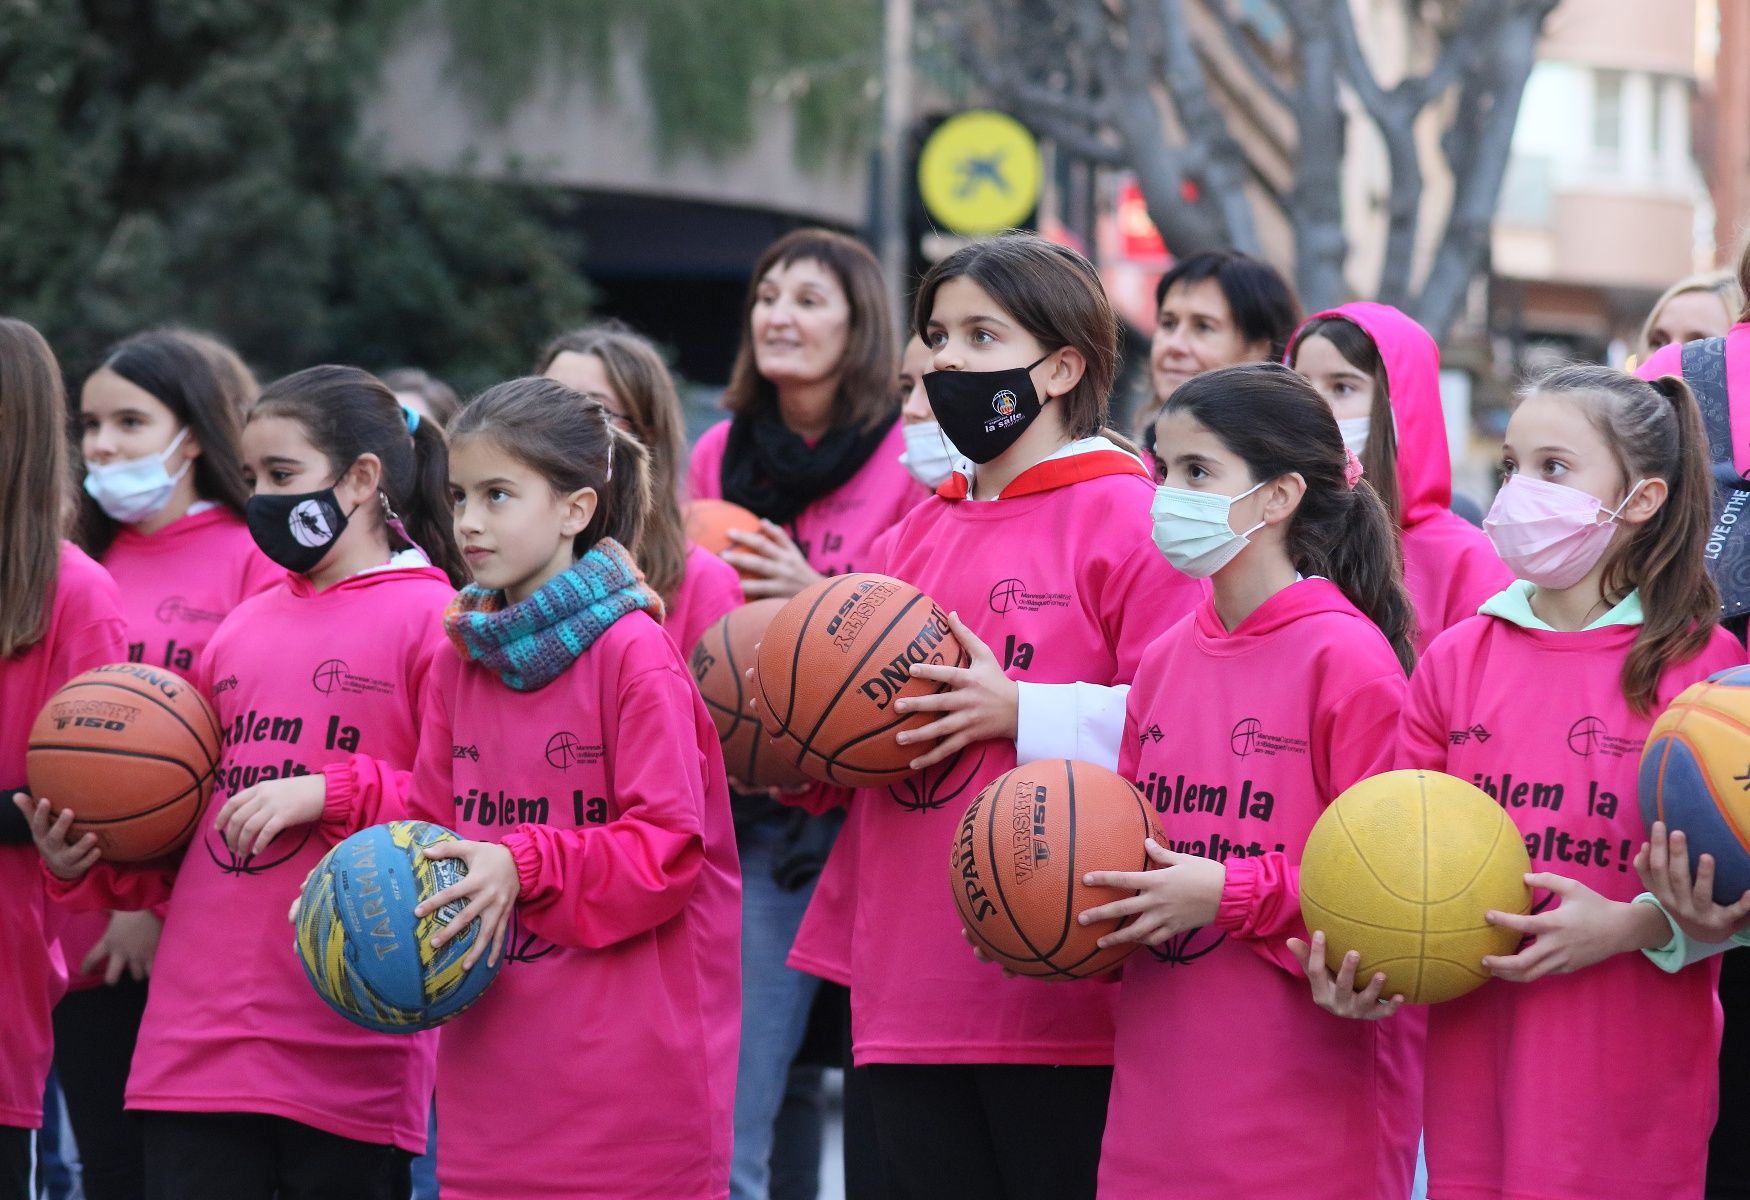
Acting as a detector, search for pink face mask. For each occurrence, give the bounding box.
[1483,474,1645,590]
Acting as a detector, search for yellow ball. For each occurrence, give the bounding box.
[1300,769,1531,1004]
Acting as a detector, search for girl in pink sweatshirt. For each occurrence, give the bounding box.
[806,233,1201,1199]
[1304,364,1740,1200]
[538,323,743,653]
[1,318,128,1200]
[1288,302,1511,654]
[60,329,279,1200]
[303,377,740,1199]
[1075,362,1421,1199]
[28,365,466,1200]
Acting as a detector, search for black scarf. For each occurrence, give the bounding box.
[720,406,895,525]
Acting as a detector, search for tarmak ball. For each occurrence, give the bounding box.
[1640,666,1750,904]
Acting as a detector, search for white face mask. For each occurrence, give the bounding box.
[1150,479,1267,578]
[83,427,191,524]
[1336,416,1371,455]
[900,420,963,489]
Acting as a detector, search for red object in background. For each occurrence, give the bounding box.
[1118,180,1170,263]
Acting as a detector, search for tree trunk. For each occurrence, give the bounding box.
[1289,26,1348,313]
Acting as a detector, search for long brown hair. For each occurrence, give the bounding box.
[1738,237,1750,323]
[1287,315,1403,527]
[534,323,687,601]
[1528,365,1719,714]
[722,228,897,433]
[77,330,254,557]
[250,366,467,587]
[0,317,72,656]
[451,378,652,563]
[1166,363,1418,672]
[913,233,1120,442]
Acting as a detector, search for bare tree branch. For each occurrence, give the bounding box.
[1204,0,1293,112]
[1287,14,1348,311]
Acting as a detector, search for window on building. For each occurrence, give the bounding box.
[1593,69,1625,165]
[1649,76,1667,162]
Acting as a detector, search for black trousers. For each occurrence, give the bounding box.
[141,1112,411,1200]
[52,978,148,1200]
[863,1063,1111,1200]
[0,1125,28,1200]
[1710,948,1750,1199]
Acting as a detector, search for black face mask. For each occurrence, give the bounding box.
[245,486,355,574]
[922,353,1052,465]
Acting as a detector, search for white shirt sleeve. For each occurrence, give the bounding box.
[1014,681,1131,771]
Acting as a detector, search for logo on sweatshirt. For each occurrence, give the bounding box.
[310,659,394,697]
[987,577,1071,615]
[888,746,985,812]
[544,731,604,770]
[1147,925,1226,968]
[452,744,480,762]
[155,595,226,625]
[1229,718,1307,759]
[1448,723,1492,746]
[1566,715,1637,759]
[503,909,557,965]
[1139,723,1164,745]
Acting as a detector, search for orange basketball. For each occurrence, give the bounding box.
[685,500,764,578]
[754,573,969,787]
[691,599,810,790]
[27,663,222,862]
[951,758,1165,978]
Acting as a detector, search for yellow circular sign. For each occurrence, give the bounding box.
[917,111,1042,237]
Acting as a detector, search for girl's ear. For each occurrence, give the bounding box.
[1261,471,1307,526]
[338,452,383,507]
[560,487,599,538]
[1039,346,1086,400]
[1617,477,1668,526]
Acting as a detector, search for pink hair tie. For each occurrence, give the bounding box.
[1343,446,1365,490]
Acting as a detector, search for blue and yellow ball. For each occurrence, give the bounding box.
[294,821,501,1032]
[1640,666,1750,905]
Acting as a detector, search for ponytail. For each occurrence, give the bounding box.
[1167,363,1418,673]
[252,365,467,588]
[450,378,653,565]
[1526,365,1718,714]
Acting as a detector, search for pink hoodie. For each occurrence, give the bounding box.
[667,542,745,655]
[324,609,740,1200]
[1305,304,1511,653]
[59,506,281,992]
[1401,603,1743,1200]
[1100,579,1419,1200]
[50,561,454,1152]
[687,418,929,579]
[0,544,126,1129]
[814,448,1202,1065]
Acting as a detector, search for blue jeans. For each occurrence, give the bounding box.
[410,1102,437,1200]
[37,1073,74,1200]
[730,820,826,1200]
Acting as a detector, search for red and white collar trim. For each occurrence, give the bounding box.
[937,436,1150,501]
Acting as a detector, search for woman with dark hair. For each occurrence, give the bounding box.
[687,228,927,1200]
[59,329,281,1200]
[1138,249,1301,443]
[382,368,461,429]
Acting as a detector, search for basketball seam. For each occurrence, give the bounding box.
[46,678,220,772]
[791,588,935,763]
[1661,718,1750,854]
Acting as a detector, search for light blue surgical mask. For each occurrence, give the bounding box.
[83,427,191,523]
[1149,479,1267,578]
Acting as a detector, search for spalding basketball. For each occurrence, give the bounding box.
[1641,666,1750,904]
[685,500,764,577]
[690,599,809,790]
[951,759,1164,978]
[1300,769,1530,1004]
[754,573,969,787]
[26,663,222,862]
[295,821,502,1033]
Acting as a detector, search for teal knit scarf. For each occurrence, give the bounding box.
[444,539,664,691]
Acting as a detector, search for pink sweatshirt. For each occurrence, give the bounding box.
[1308,303,1511,654]
[1099,579,1419,1200]
[667,541,745,655]
[814,447,1201,1065]
[0,544,126,1129]
[50,561,454,1152]
[686,417,928,578]
[1400,598,1742,1200]
[325,610,740,1200]
[59,506,280,992]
